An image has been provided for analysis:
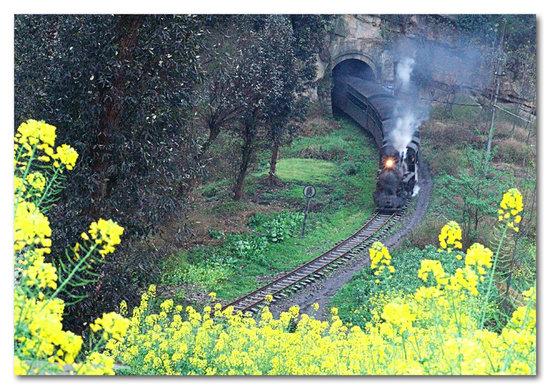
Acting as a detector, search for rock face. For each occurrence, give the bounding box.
[314,15,502,113]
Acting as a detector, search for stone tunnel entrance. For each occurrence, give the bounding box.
[331,58,375,116]
[332,58,375,82]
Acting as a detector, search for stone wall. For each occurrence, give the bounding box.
[313,15,497,112]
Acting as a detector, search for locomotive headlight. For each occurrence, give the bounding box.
[384,158,396,169]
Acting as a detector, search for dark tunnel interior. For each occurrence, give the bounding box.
[332,58,375,82]
[331,58,375,116]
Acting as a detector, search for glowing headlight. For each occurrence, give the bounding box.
[384,158,395,169]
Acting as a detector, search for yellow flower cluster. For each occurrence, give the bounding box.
[14,291,83,367]
[418,259,447,285]
[110,281,535,375]
[418,243,493,297]
[447,266,479,296]
[82,218,125,257]
[438,221,463,252]
[380,302,416,335]
[419,220,494,298]
[369,241,395,283]
[26,172,47,193]
[23,255,58,290]
[53,144,79,170]
[14,200,52,253]
[15,119,57,148]
[498,188,524,232]
[464,243,493,276]
[14,119,79,170]
[90,312,131,341]
[14,120,126,375]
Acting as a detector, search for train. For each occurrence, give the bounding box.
[332,75,419,213]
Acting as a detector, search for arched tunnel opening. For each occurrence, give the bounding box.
[331,58,375,116]
[332,58,375,82]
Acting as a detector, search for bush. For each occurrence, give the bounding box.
[249,211,303,243]
[225,234,268,261]
[494,138,533,166]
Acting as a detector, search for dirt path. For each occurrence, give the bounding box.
[269,159,433,319]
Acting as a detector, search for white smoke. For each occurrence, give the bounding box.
[390,56,428,153]
[391,108,424,152]
[396,57,415,89]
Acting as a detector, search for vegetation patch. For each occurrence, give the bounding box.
[160,118,378,303]
[267,158,337,184]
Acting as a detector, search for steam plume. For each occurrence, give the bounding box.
[396,57,415,90]
[391,56,428,153]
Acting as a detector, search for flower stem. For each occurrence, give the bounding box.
[479,225,507,328]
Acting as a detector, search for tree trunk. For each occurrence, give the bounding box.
[198,123,222,160]
[268,140,280,185]
[233,115,257,200]
[91,15,143,210]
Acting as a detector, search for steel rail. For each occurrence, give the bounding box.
[223,208,404,313]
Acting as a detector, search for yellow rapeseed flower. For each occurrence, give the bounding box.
[438,221,463,251]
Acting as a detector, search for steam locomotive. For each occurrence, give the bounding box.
[332,76,419,213]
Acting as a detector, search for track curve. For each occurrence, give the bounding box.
[224,207,407,313]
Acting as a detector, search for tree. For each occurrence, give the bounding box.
[193,16,249,160]
[436,147,512,246]
[15,14,207,328]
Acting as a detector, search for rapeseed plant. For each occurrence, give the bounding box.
[111,206,534,375]
[14,120,127,375]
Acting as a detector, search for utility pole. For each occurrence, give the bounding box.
[485,26,506,166]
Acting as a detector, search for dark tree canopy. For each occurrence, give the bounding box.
[15,14,208,328]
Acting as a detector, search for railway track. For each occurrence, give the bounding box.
[224,207,406,314]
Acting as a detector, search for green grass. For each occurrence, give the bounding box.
[215,207,372,300]
[160,118,379,303]
[268,158,337,184]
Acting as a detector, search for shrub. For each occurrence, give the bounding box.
[249,211,303,243]
[225,234,269,261]
[494,138,533,166]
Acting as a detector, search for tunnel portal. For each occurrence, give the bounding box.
[332,58,375,82]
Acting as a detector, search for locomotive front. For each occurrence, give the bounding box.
[374,144,407,213]
[373,134,419,213]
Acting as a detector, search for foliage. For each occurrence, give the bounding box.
[109,193,535,375]
[225,234,269,262]
[14,120,128,375]
[435,147,512,245]
[333,243,463,327]
[15,14,207,328]
[162,120,378,300]
[15,15,205,240]
[249,212,303,243]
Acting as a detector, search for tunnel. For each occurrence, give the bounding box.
[332,58,375,82]
[331,58,375,116]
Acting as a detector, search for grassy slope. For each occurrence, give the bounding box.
[160,118,379,303]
